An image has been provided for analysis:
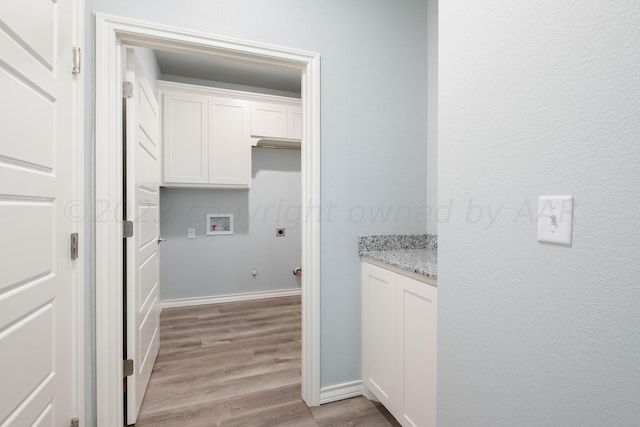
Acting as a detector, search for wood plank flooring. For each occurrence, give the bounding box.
[135,296,400,426]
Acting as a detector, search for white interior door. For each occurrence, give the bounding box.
[0,1,79,426]
[125,49,161,425]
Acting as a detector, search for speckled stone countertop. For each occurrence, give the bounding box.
[358,234,438,279]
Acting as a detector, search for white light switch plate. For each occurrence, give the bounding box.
[187,227,196,239]
[537,196,573,245]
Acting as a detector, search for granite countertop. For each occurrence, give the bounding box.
[358,234,438,279]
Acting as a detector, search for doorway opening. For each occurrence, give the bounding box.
[95,14,321,426]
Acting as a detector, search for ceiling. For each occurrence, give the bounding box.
[154,50,302,95]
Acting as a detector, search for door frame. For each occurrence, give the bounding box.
[71,3,86,424]
[95,14,321,425]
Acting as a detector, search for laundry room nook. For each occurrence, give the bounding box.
[119,45,321,424]
[156,78,303,305]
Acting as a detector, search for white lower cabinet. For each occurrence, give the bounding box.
[396,273,437,427]
[362,263,398,410]
[362,261,437,427]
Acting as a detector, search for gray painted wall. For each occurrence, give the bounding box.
[160,148,301,300]
[91,0,429,390]
[439,1,640,426]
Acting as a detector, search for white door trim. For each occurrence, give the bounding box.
[95,14,321,425]
[71,1,86,422]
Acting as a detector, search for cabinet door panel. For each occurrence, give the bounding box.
[209,98,250,186]
[397,275,437,427]
[163,92,208,183]
[362,263,398,410]
[251,102,288,139]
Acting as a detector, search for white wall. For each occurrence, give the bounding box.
[91,0,429,389]
[160,148,301,300]
[438,1,640,425]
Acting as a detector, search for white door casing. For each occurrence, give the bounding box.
[124,49,161,425]
[96,15,321,425]
[0,0,83,426]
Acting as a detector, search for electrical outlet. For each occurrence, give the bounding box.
[187,227,196,239]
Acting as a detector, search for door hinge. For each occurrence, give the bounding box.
[72,47,81,75]
[70,233,79,260]
[124,359,134,377]
[123,220,134,238]
[70,417,79,427]
[123,81,134,99]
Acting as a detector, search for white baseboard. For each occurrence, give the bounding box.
[319,380,363,404]
[160,288,302,309]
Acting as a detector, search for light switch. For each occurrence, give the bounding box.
[187,227,196,239]
[537,196,573,245]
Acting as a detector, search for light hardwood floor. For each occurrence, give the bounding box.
[135,295,400,426]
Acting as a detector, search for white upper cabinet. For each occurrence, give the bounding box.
[162,91,209,184]
[208,97,251,186]
[251,102,287,139]
[159,81,301,188]
[251,102,302,141]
